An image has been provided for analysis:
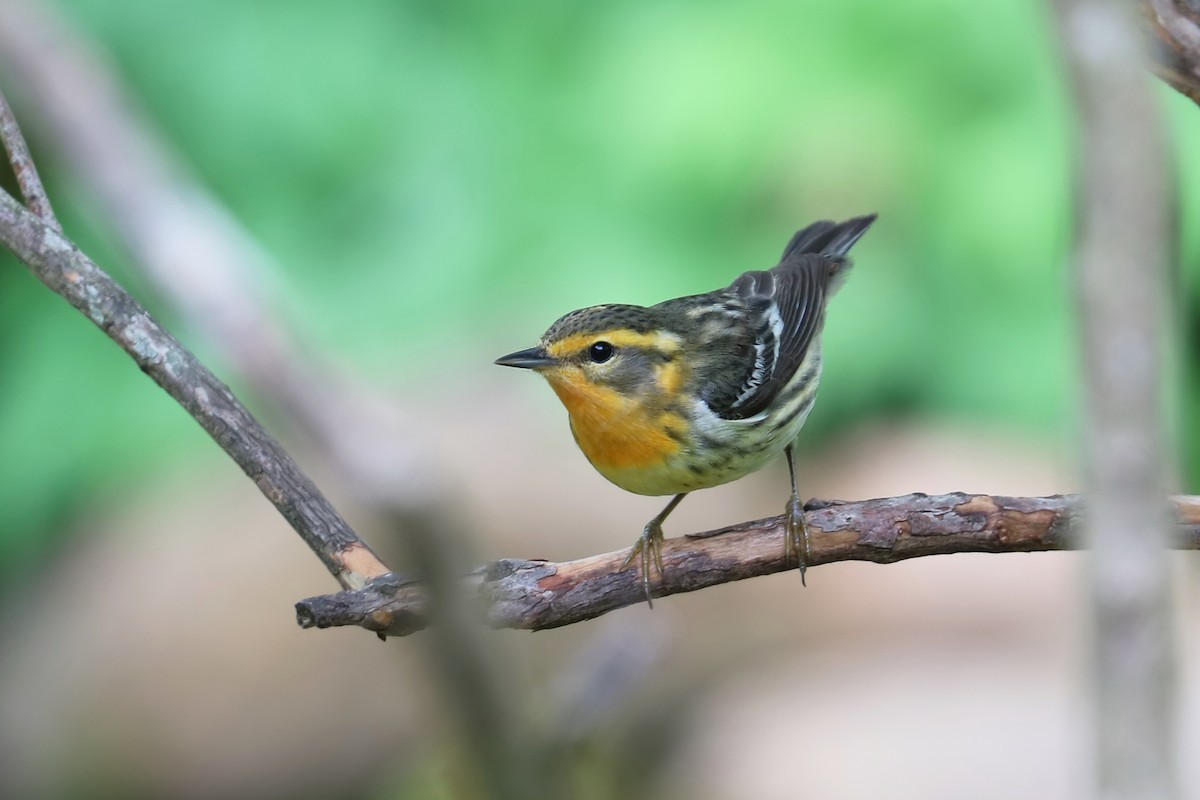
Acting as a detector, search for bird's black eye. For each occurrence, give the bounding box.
[588,341,615,363]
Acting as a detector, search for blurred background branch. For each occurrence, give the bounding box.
[298,493,1200,636]
[0,0,445,516]
[0,5,553,795]
[1059,0,1178,797]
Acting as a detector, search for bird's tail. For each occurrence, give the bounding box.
[781,214,877,261]
[780,213,876,294]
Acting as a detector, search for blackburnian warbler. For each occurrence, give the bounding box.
[496,215,875,602]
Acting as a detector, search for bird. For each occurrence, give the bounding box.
[495,214,876,603]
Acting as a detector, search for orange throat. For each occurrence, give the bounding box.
[544,371,682,473]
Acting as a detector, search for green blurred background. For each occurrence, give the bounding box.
[0,1,1197,798]
[2,0,1197,571]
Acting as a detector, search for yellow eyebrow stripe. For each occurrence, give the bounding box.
[546,329,682,358]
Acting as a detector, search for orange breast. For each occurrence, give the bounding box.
[545,372,682,472]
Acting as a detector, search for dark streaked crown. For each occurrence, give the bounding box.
[541,304,658,342]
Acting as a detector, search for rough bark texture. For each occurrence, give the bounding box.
[296,493,1200,637]
[0,91,58,229]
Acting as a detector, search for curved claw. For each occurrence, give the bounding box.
[622,520,666,607]
[784,496,811,586]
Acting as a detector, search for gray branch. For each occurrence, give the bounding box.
[0,0,441,513]
[1057,0,1178,797]
[0,90,58,229]
[0,188,389,589]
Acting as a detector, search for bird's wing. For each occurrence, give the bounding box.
[707,255,829,420]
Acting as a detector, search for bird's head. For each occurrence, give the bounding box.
[495,304,687,415]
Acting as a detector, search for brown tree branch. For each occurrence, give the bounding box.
[296,493,1200,637]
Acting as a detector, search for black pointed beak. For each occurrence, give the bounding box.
[494,346,557,369]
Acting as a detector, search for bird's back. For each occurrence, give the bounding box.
[668,214,876,423]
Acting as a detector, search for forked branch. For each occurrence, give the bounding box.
[295,493,1200,637]
[0,90,58,229]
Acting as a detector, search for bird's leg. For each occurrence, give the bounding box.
[784,444,811,586]
[623,492,688,607]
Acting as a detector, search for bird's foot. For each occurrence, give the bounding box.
[784,495,812,586]
[622,520,666,607]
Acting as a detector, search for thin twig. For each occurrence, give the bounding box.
[296,493,1200,637]
[0,89,60,230]
[0,188,389,589]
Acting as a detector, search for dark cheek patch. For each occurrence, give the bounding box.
[601,351,654,396]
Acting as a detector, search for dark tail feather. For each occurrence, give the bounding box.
[781,213,877,261]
